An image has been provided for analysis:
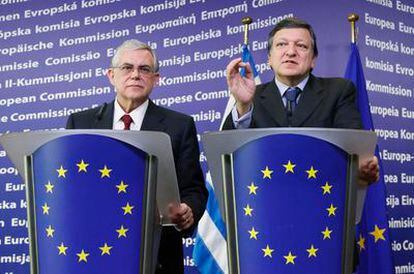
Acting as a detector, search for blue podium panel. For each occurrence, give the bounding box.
[31,134,147,274]
[233,134,348,274]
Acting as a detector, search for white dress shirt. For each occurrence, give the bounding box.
[112,98,149,130]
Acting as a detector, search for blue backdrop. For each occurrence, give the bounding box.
[0,0,413,273]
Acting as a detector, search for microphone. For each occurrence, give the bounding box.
[95,103,107,120]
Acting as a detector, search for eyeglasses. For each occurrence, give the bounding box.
[112,64,156,76]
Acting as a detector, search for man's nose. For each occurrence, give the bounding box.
[130,68,141,79]
[285,43,297,56]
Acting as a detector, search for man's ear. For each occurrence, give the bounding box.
[267,54,273,70]
[311,56,317,70]
[106,68,115,85]
[153,73,160,86]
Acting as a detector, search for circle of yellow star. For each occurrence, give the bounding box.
[46,225,55,238]
[248,227,259,240]
[261,166,273,179]
[306,166,318,179]
[247,182,258,195]
[122,202,134,215]
[326,204,337,217]
[57,242,68,255]
[42,203,50,215]
[357,234,366,251]
[45,181,54,193]
[306,245,318,257]
[262,244,274,258]
[116,181,129,194]
[77,160,89,173]
[370,225,386,242]
[99,243,113,255]
[322,227,332,240]
[283,160,296,173]
[116,225,129,238]
[56,165,68,178]
[283,251,297,264]
[243,204,253,216]
[321,182,333,195]
[76,249,89,262]
[99,165,112,178]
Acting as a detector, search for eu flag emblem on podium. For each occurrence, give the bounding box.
[232,134,349,274]
[30,134,147,274]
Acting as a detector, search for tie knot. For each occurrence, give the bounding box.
[285,87,301,102]
[121,114,133,130]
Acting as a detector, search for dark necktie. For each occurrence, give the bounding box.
[285,87,301,115]
[121,114,133,130]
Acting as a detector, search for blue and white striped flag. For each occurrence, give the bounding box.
[193,44,260,274]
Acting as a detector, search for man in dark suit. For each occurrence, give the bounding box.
[66,39,208,274]
[224,17,378,183]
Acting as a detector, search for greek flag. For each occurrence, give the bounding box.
[193,44,260,274]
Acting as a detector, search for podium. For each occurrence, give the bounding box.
[0,130,181,274]
[203,128,376,274]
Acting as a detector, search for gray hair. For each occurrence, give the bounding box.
[111,39,160,72]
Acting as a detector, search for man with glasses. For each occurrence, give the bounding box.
[66,39,208,273]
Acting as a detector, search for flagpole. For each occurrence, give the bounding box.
[242,16,252,45]
[347,13,359,43]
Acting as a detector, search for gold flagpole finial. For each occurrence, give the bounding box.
[347,13,359,43]
[242,16,253,45]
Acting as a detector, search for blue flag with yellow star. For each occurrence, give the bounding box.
[344,43,394,274]
[31,134,147,274]
[232,134,349,273]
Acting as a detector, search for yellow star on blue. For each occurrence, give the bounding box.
[77,249,89,263]
[321,181,333,194]
[306,166,318,179]
[57,242,68,255]
[248,227,259,240]
[99,243,113,255]
[283,252,296,264]
[322,227,332,240]
[262,244,274,258]
[370,225,386,242]
[247,182,258,195]
[357,234,366,251]
[76,160,89,173]
[116,225,128,238]
[45,181,54,193]
[283,160,296,173]
[261,166,273,179]
[326,204,337,216]
[56,165,68,178]
[306,245,318,257]
[116,181,128,194]
[46,225,55,238]
[122,202,134,215]
[99,165,112,178]
[243,204,253,216]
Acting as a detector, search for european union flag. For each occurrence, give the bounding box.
[232,134,349,273]
[345,43,395,274]
[31,134,147,274]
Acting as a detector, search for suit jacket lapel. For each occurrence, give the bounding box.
[257,80,287,127]
[141,100,167,131]
[293,75,324,126]
[93,101,114,129]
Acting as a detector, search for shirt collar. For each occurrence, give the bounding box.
[113,98,149,130]
[275,75,310,97]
